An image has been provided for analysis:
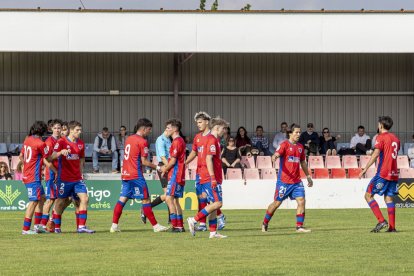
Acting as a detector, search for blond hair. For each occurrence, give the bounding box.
[211,116,229,129]
[194,111,211,122]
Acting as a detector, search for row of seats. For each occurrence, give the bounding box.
[0,156,20,171]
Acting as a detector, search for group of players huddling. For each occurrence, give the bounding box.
[19,113,400,237]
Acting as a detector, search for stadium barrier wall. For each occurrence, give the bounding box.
[0,179,412,211]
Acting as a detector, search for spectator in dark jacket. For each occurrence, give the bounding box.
[235,127,252,156]
[319,128,340,156]
[93,127,118,173]
[221,137,242,175]
[299,123,320,156]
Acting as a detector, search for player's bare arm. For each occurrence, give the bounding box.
[271,152,280,163]
[161,156,177,176]
[300,160,313,187]
[141,156,160,171]
[185,150,197,165]
[359,149,380,178]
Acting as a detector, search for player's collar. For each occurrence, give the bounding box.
[202,130,211,137]
[66,136,77,143]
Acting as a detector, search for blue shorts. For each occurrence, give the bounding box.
[166,180,185,198]
[57,180,88,199]
[25,181,45,201]
[200,182,223,203]
[274,181,305,202]
[195,174,203,196]
[366,175,398,197]
[120,179,149,200]
[45,179,58,200]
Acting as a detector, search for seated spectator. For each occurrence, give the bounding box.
[13,161,24,181]
[272,122,288,149]
[0,161,12,180]
[408,134,414,168]
[350,125,372,155]
[220,127,231,148]
[116,126,128,169]
[319,128,340,156]
[221,137,242,175]
[93,127,118,173]
[299,123,320,156]
[235,126,252,156]
[251,125,272,156]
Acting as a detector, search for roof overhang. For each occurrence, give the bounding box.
[1,11,414,53]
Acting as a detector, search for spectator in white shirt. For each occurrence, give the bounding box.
[408,134,414,168]
[350,125,372,155]
[272,122,288,149]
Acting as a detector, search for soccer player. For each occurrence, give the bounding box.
[20,121,49,234]
[140,126,171,224]
[161,119,187,232]
[359,116,400,233]
[185,112,226,231]
[60,121,69,138]
[262,124,313,233]
[50,121,95,233]
[40,119,62,229]
[110,118,169,233]
[187,117,229,239]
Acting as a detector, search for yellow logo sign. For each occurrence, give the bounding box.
[0,185,21,206]
[398,182,414,201]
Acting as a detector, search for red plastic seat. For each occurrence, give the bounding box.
[400,168,414,178]
[397,155,410,169]
[256,156,273,169]
[300,169,308,179]
[308,156,325,169]
[365,167,377,178]
[314,168,329,179]
[273,158,280,170]
[331,168,346,179]
[241,156,256,168]
[0,156,9,168]
[244,168,260,180]
[325,156,341,169]
[359,155,376,169]
[226,168,243,180]
[342,155,358,169]
[348,168,362,178]
[261,168,277,180]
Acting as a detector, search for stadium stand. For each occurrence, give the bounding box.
[256,156,272,169]
[404,143,414,155]
[359,155,376,168]
[244,168,260,180]
[10,156,20,171]
[397,155,410,169]
[85,144,94,158]
[241,156,256,168]
[342,155,359,169]
[314,168,330,179]
[260,168,277,180]
[400,168,414,178]
[348,168,362,178]
[308,156,325,169]
[0,143,7,155]
[0,156,9,167]
[226,168,243,180]
[325,156,341,169]
[365,167,377,178]
[331,168,347,179]
[336,143,350,152]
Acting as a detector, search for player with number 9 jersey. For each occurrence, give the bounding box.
[121,134,149,180]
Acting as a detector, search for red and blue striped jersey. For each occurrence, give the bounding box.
[276,140,306,184]
[22,136,49,184]
[121,134,149,180]
[168,136,186,186]
[375,132,400,181]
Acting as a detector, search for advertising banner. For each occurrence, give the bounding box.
[395,178,414,208]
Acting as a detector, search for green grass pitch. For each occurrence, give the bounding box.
[0,209,413,275]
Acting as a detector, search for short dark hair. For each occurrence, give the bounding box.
[256,125,263,130]
[51,119,63,127]
[378,116,393,131]
[68,121,82,130]
[61,121,68,128]
[47,119,53,126]
[281,122,288,127]
[119,125,126,130]
[134,118,153,132]
[358,125,365,130]
[307,123,314,128]
[102,127,109,132]
[165,118,182,132]
[30,121,48,136]
[286,123,301,139]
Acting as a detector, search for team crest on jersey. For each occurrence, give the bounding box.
[44,146,49,155]
[144,147,149,154]
[78,144,83,150]
[298,148,302,153]
[173,149,177,154]
[54,144,59,150]
[210,145,216,153]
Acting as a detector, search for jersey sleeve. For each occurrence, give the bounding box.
[141,140,149,158]
[39,142,49,158]
[374,136,384,151]
[192,136,198,152]
[276,142,286,156]
[80,142,85,158]
[206,137,218,156]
